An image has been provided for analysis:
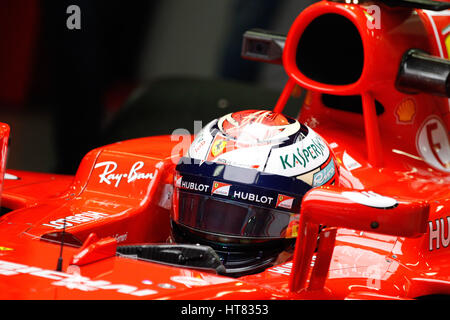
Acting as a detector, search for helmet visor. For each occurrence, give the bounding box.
[175,190,298,239]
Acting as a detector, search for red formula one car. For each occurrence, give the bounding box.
[0,0,449,303]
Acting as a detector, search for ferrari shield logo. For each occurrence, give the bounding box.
[211,181,231,196]
[211,139,227,157]
[276,194,295,209]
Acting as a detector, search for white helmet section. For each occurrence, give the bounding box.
[187,119,216,160]
[187,118,273,171]
[264,131,330,176]
[187,111,330,180]
[217,112,300,143]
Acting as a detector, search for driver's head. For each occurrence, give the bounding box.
[171,110,338,276]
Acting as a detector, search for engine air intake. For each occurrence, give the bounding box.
[296,14,364,86]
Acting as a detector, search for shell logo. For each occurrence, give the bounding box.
[395,98,416,123]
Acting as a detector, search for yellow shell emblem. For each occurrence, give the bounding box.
[396,98,416,123]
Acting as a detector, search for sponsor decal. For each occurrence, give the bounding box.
[395,98,416,123]
[267,262,293,276]
[4,173,19,180]
[42,211,110,230]
[416,116,450,172]
[329,142,338,149]
[172,274,234,287]
[189,124,212,158]
[209,142,272,170]
[279,137,327,170]
[205,134,240,163]
[192,137,206,154]
[210,139,227,157]
[179,120,212,162]
[211,181,231,196]
[342,151,362,171]
[428,216,450,251]
[180,180,210,193]
[0,259,158,297]
[268,259,318,276]
[276,194,295,210]
[312,158,335,187]
[232,190,274,205]
[0,247,13,251]
[170,276,210,288]
[112,232,128,243]
[175,175,182,188]
[341,191,398,209]
[94,161,155,188]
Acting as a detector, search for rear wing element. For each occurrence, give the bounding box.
[289,187,430,294]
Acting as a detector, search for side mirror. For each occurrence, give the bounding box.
[241,29,286,64]
[380,0,450,10]
[299,187,429,237]
[396,49,450,97]
[289,186,430,293]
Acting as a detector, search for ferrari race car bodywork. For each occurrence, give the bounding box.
[0,0,449,300]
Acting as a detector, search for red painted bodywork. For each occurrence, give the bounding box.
[0,1,449,299]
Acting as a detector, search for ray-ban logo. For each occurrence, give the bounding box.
[94,161,155,187]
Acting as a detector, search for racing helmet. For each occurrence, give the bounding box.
[171,110,338,276]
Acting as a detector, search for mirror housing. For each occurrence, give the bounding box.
[289,186,430,293]
[396,49,450,97]
[298,187,429,237]
[241,29,285,64]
